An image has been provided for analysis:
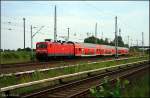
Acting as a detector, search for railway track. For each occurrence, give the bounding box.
[1,60,148,98]
[1,56,113,68]
[0,56,144,77]
[0,55,130,74]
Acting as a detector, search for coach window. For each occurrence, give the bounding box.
[79,48,81,51]
[76,48,78,52]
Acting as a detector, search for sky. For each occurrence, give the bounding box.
[1,1,149,50]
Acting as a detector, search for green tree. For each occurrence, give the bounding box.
[0,49,3,52]
[84,35,128,47]
[104,38,109,45]
[99,39,105,44]
[24,47,31,52]
[113,36,124,47]
[124,44,129,48]
[84,36,106,44]
[109,41,115,46]
[17,48,22,51]
[84,36,99,44]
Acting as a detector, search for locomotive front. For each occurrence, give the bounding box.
[36,42,48,60]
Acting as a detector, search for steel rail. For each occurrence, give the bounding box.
[0,61,50,68]
[0,56,143,69]
[68,64,149,98]
[22,60,149,98]
[1,56,114,68]
[0,60,149,96]
[0,56,145,77]
[0,55,132,74]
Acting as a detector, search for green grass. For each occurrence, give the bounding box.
[122,72,150,97]
[0,51,32,64]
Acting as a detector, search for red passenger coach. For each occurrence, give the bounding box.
[120,47,129,55]
[74,43,97,56]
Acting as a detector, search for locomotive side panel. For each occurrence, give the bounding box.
[48,43,74,57]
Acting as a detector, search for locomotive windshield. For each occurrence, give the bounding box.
[36,43,47,48]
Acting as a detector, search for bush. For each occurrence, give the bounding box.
[90,76,129,98]
[2,52,13,59]
[24,47,31,52]
[10,52,20,59]
[17,48,22,51]
[2,51,31,60]
[0,49,3,52]
[1,51,33,64]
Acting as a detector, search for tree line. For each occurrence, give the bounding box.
[0,36,128,52]
[84,35,129,47]
[0,47,35,52]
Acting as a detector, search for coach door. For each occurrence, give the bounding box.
[75,48,81,56]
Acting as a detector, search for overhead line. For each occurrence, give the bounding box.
[84,2,139,36]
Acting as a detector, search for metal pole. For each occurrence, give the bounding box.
[137,40,138,46]
[119,28,121,37]
[31,25,33,61]
[30,26,44,61]
[0,22,2,50]
[95,22,97,43]
[130,38,133,48]
[86,32,88,37]
[23,18,26,49]
[54,5,57,42]
[128,36,130,48]
[115,16,118,58]
[136,39,139,53]
[0,20,1,66]
[131,38,132,47]
[67,28,70,41]
[142,32,144,55]
[0,23,1,51]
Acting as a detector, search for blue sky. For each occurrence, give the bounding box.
[1,1,149,50]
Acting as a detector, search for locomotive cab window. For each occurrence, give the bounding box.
[36,44,47,48]
[49,44,52,47]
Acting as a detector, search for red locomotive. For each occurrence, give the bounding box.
[36,40,129,60]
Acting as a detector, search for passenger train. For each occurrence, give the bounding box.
[36,40,129,60]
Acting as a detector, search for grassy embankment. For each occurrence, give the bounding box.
[0,50,148,64]
[122,72,149,97]
[0,56,148,96]
[0,56,148,87]
[89,71,149,98]
[0,51,31,64]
